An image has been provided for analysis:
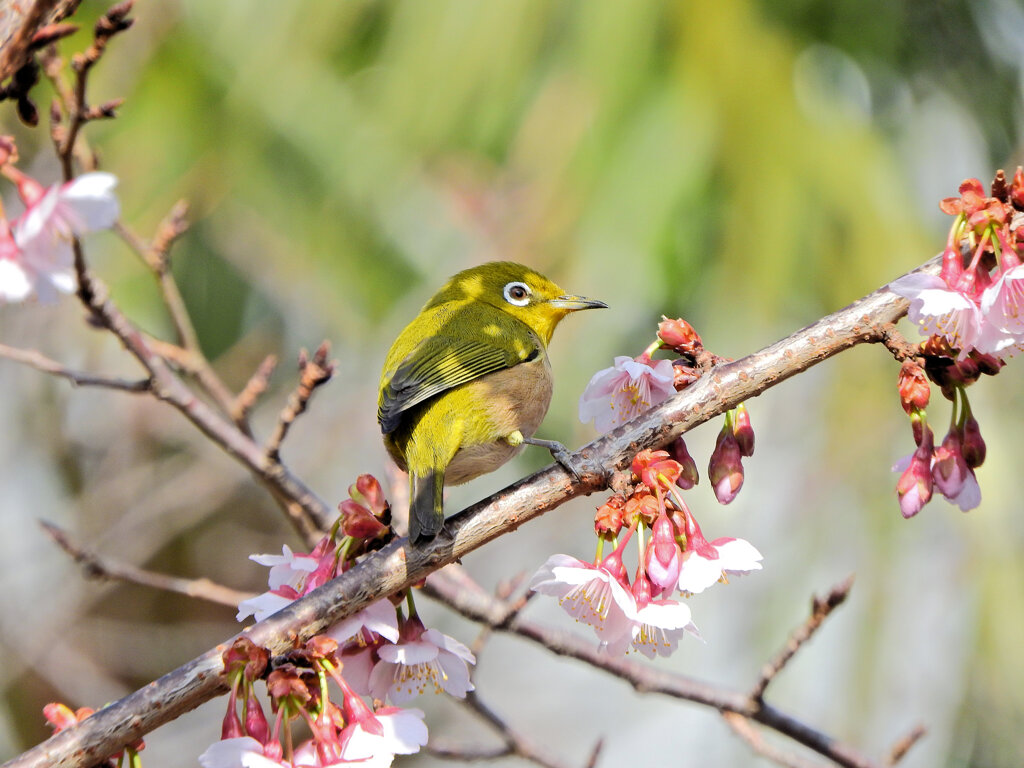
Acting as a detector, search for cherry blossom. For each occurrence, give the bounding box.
[578,354,676,433]
[332,706,427,767]
[529,554,635,646]
[609,597,700,658]
[0,172,119,303]
[367,615,475,704]
[889,273,985,359]
[198,737,287,768]
[677,538,763,595]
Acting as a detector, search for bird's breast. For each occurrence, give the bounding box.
[444,354,553,485]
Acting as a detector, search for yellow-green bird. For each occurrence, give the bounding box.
[378,261,606,544]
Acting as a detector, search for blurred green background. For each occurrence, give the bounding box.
[1,0,1022,765]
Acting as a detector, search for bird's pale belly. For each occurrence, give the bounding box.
[444,355,553,485]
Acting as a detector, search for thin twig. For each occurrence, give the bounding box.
[431,690,572,768]
[58,1,133,180]
[41,520,255,608]
[751,575,854,702]
[114,206,242,420]
[232,353,278,426]
[265,342,335,461]
[885,724,927,766]
[723,712,829,768]
[0,343,151,392]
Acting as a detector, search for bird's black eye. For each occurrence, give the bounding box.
[503,281,531,307]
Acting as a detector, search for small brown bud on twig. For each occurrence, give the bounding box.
[30,23,80,49]
[96,1,135,39]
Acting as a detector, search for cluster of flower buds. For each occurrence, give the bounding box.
[887,171,1020,518]
[894,378,984,518]
[0,136,119,303]
[890,172,1024,359]
[708,403,754,504]
[214,474,473,767]
[531,447,762,659]
[201,636,427,768]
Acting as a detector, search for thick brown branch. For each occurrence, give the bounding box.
[3,257,939,768]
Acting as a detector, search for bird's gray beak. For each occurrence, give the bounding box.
[548,295,608,311]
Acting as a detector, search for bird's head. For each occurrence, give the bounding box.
[427,261,606,345]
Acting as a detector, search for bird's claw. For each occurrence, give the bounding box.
[521,436,584,482]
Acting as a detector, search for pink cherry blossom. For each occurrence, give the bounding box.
[529,554,635,646]
[578,355,676,433]
[367,615,475,704]
[198,737,288,768]
[889,273,985,358]
[613,598,700,659]
[324,599,400,645]
[676,514,764,598]
[978,263,1024,356]
[0,172,119,304]
[334,707,427,766]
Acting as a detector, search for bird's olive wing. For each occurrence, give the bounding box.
[378,336,537,434]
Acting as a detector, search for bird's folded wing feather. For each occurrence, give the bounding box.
[378,336,536,434]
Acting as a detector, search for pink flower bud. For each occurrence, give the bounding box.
[932,428,968,499]
[961,415,986,468]
[732,403,755,457]
[338,499,388,540]
[600,549,628,582]
[657,317,702,354]
[644,513,682,595]
[708,427,744,505]
[631,571,653,609]
[594,495,626,537]
[668,437,699,489]
[245,691,270,744]
[897,361,930,414]
[1011,166,1024,211]
[350,474,388,518]
[221,708,244,740]
[631,449,683,491]
[897,426,934,518]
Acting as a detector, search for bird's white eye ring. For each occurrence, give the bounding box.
[503,281,531,306]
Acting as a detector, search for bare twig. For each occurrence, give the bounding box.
[428,690,572,768]
[114,205,243,421]
[0,343,151,392]
[751,575,854,702]
[265,342,335,461]
[232,353,278,425]
[885,724,927,766]
[3,257,940,768]
[41,520,255,608]
[58,1,133,180]
[723,712,828,768]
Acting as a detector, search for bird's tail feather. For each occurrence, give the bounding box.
[409,469,444,544]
